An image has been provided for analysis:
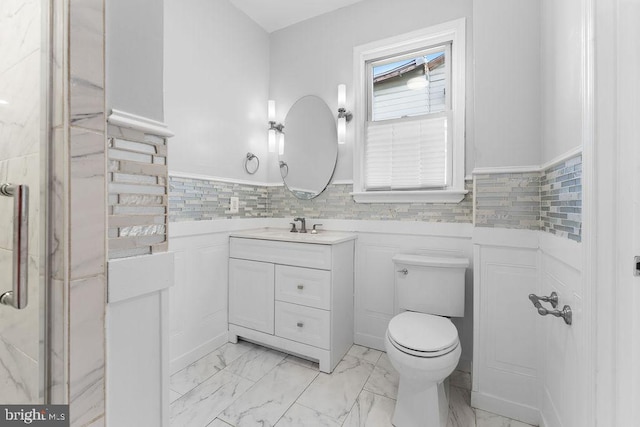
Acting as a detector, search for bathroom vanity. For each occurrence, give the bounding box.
[228,228,356,373]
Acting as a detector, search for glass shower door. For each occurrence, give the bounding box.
[0,0,46,403]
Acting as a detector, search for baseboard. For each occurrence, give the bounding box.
[169,332,228,374]
[471,391,540,426]
[456,358,472,373]
[354,333,385,352]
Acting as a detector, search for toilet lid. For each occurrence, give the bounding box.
[387,312,459,354]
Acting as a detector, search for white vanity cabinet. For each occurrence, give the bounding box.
[228,231,356,373]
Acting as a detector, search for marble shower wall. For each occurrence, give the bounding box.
[49,0,107,424]
[0,0,42,404]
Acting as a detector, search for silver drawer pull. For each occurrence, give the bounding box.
[397,268,408,275]
[0,183,29,309]
[297,284,304,290]
[296,322,304,328]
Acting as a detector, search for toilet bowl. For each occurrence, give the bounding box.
[385,311,461,427]
[386,254,468,427]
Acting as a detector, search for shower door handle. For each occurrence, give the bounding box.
[0,183,29,309]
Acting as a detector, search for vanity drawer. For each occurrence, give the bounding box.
[230,237,332,270]
[275,265,331,310]
[275,301,330,349]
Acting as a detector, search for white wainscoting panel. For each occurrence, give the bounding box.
[169,231,233,373]
[472,242,540,425]
[539,233,585,427]
[472,228,587,427]
[106,253,174,427]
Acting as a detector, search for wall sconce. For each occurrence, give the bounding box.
[268,99,285,154]
[337,84,352,145]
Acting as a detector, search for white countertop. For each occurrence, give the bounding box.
[229,228,357,245]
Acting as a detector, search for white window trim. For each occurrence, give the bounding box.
[351,18,467,204]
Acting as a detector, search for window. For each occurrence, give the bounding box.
[352,19,467,203]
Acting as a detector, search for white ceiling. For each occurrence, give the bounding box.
[229,0,366,33]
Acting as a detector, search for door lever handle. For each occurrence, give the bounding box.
[0,183,28,309]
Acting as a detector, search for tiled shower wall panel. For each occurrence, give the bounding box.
[108,124,169,259]
[540,155,582,242]
[67,0,107,424]
[474,172,541,230]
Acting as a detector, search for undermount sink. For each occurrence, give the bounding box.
[229,228,357,245]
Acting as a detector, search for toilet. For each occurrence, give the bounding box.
[384,254,469,427]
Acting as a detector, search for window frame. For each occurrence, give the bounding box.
[351,18,467,203]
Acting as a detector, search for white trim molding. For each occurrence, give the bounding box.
[108,109,175,138]
[351,189,467,204]
[169,171,283,187]
[472,165,540,175]
[472,146,583,175]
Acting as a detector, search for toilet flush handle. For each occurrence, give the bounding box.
[397,268,408,275]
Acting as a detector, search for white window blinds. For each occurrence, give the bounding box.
[364,113,450,190]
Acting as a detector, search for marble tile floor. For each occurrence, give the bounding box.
[170,341,535,427]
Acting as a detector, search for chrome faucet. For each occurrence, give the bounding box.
[293,217,307,233]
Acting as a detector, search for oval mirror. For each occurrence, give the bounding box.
[279,96,337,199]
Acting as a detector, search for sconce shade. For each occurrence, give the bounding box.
[338,84,346,109]
[338,116,346,145]
[268,129,276,152]
[278,132,285,155]
[268,100,276,122]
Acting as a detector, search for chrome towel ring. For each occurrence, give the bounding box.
[244,152,259,174]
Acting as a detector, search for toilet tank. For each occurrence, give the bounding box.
[392,254,469,317]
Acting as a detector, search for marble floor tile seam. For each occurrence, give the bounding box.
[293,356,380,424]
[170,341,257,396]
[218,360,320,427]
[271,363,334,427]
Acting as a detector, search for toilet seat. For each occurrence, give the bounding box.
[387,311,459,358]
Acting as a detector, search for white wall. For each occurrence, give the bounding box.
[473,0,541,168]
[267,0,474,182]
[106,0,164,121]
[164,0,271,182]
[540,0,584,163]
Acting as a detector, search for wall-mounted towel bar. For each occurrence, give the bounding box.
[529,293,572,325]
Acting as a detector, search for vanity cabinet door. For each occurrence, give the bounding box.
[229,258,275,334]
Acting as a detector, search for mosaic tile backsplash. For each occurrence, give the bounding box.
[169,178,473,223]
[169,177,270,221]
[474,173,541,230]
[474,154,582,242]
[540,155,582,242]
[169,153,581,242]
